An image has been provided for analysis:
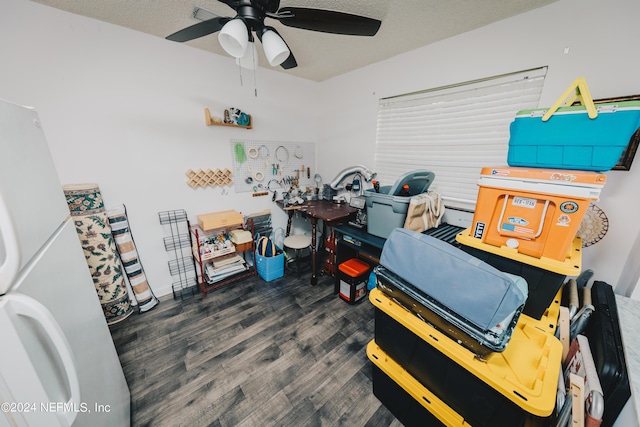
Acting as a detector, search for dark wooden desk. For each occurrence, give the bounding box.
[332,223,465,294]
[277,199,357,285]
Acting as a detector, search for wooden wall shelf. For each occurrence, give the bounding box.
[204,108,252,129]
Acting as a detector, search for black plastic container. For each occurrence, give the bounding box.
[375,307,527,427]
[584,280,631,427]
[458,244,565,320]
[371,364,445,427]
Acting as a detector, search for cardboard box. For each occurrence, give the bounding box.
[197,210,243,231]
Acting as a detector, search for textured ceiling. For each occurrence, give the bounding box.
[29,0,557,82]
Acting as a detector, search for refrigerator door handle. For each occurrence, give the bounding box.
[0,193,21,293]
[8,294,81,426]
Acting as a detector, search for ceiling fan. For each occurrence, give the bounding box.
[166,0,382,70]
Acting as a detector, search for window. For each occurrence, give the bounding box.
[374,67,547,209]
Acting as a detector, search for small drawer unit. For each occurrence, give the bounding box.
[337,258,371,304]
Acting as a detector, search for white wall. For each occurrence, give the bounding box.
[0,0,321,298]
[3,0,640,298]
[317,0,640,296]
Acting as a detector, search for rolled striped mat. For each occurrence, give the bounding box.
[63,183,133,325]
[106,205,158,312]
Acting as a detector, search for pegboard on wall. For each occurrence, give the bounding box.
[230,140,316,193]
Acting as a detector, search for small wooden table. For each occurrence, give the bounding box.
[277,199,357,285]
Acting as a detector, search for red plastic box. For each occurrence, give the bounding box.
[338,258,371,304]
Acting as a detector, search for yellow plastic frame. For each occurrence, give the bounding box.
[542,77,598,122]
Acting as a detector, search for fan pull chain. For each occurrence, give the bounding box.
[253,67,258,97]
[236,47,258,97]
[238,62,244,87]
[251,44,258,97]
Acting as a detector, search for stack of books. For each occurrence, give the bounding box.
[204,254,247,284]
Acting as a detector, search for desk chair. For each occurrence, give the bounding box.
[283,234,312,276]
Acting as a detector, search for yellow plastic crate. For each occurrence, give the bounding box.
[519,286,562,335]
[367,340,471,426]
[456,227,582,276]
[457,227,574,320]
[370,288,562,417]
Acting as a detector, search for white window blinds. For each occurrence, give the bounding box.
[374,67,547,209]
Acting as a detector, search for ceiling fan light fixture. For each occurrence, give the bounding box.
[261,29,290,67]
[167,3,382,72]
[218,18,248,58]
[236,41,258,70]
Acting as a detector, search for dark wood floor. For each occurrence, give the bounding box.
[109,271,402,427]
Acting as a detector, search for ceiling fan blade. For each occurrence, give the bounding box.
[260,0,280,14]
[276,7,381,36]
[166,16,230,42]
[280,51,297,70]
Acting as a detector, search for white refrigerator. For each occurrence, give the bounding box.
[0,99,130,426]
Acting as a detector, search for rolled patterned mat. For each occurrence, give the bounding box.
[63,184,133,325]
[106,204,159,313]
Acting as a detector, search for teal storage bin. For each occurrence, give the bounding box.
[364,170,435,239]
[255,251,284,282]
[508,101,640,171]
